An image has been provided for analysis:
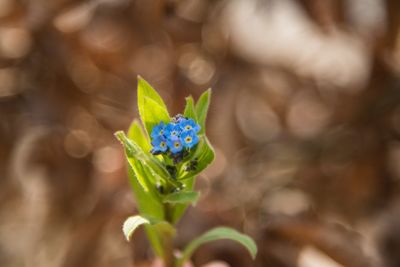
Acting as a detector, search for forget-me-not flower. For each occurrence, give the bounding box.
[149,115,201,160]
[179,118,200,133]
[164,123,181,139]
[151,122,166,138]
[180,130,199,149]
[167,136,183,153]
[151,135,168,154]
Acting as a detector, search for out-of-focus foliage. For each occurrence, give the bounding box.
[1,0,400,267]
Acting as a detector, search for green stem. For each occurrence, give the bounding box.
[162,203,176,267]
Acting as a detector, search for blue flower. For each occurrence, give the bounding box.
[167,136,183,153]
[150,117,201,156]
[180,130,199,148]
[151,122,166,139]
[164,123,181,139]
[179,118,200,133]
[151,135,168,154]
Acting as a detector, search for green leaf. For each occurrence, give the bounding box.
[195,89,211,134]
[142,96,170,136]
[180,136,215,180]
[171,136,215,223]
[128,119,151,153]
[116,131,157,192]
[115,131,181,189]
[123,215,150,241]
[170,181,194,224]
[126,166,164,257]
[117,134,164,217]
[184,96,197,121]
[123,215,175,244]
[163,191,199,205]
[177,227,257,267]
[124,170,166,256]
[138,76,169,110]
[137,77,170,135]
[144,226,164,257]
[125,163,163,220]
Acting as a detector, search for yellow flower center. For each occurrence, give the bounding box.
[174,142,180,148]
[185,125,191,130]
[160,142,166,148]
[185,137,192,143]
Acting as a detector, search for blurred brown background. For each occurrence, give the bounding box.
[1,0,400,266]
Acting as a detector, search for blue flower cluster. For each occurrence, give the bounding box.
[150,115,200,156]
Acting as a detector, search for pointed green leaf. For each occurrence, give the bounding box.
[115,131,169,182]
[128,119,151,153]
[142,96,170,136]
[184,96,197,121]
[123,215,150,241]
[138,76,169,110]
[115,130,165,224]
[195,89,211,134]
[115,131,181,188]
[116,131,156,192]
[138,77,170,135]
[138,77,170,134]
[177,227,257,266]
[163,191,199,205]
